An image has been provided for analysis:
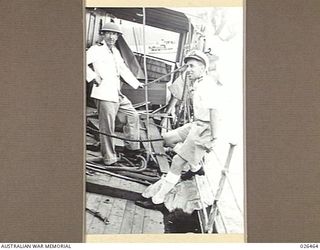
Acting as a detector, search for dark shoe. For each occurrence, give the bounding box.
[135,195,148,202]
[181,167,205,181]
[103,158,123,167]
[107,161,122,166]
[123,147,144,156]
[135,198,164,210]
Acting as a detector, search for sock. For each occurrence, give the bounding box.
[152,172,180,204]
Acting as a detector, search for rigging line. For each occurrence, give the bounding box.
[212,148,224,168]
[142,7,152,157]
[143,65,187,86]
[225,175,243,216]
[86,126,164,142]
[216,204,228,233]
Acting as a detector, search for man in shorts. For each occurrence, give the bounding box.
[136,50,221,209]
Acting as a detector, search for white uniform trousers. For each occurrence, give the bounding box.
[96,95,140,165]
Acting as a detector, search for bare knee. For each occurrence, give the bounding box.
[163,132,179,148]
[170,155,187,175]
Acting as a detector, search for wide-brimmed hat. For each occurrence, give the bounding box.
[100,22,122,35]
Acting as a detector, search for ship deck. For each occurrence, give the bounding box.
[86,191,164,234]
[86,107,243,235]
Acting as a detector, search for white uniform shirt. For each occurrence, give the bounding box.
[86,41,141,102]
[192,75,221,122]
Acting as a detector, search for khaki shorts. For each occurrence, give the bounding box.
[163,121,213,169]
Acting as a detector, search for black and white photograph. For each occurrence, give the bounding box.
[85,6,243,235]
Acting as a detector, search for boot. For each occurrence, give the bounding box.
[135,198,164,211]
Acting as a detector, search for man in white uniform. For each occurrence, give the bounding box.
[136,50,221,209]
[86,22,144,165]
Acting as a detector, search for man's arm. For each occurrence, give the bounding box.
[116,50,143,89]
[209,108,218,141]
[165,96,179,114]
[119,64,143,89]
[163,74,186,116]
[160,95,178,129]
[86,46,102,86]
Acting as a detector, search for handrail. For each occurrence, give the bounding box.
[212,148,243,216]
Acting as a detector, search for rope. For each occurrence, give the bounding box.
[86,165,150,186]
[212,149,223,166]
[225,174,243,216]
[216,204,228,233]
[87,126,164,142]
[142,7,152,157]
[143,65,187,86]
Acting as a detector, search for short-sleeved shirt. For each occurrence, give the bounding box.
[168,74,221,122]
[192,75,221,122]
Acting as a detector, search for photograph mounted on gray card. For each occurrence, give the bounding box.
[85,6,243,234]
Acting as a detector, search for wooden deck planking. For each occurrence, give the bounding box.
[107,175,122,188]
[89,198,116,234]
[142,208,164,233]
[116,176,146,193]
[99,196,116,233]
[150,209,165,233]
[86,172,112,186]
[86,192,165,234]
[103,198,128,234]
[107,175,146,194]
[110,198,128,217]
[131,204,145,234]
[86,192,101,223]
[86,192,104,233]
[142,119,169,173]
[87,172,146,194]
[86,193,97,230]
[119,201,136,234]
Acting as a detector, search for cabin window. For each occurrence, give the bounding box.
[120,19,180,62]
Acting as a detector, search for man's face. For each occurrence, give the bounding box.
[103,31,119,48]
[185,59,206,81]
